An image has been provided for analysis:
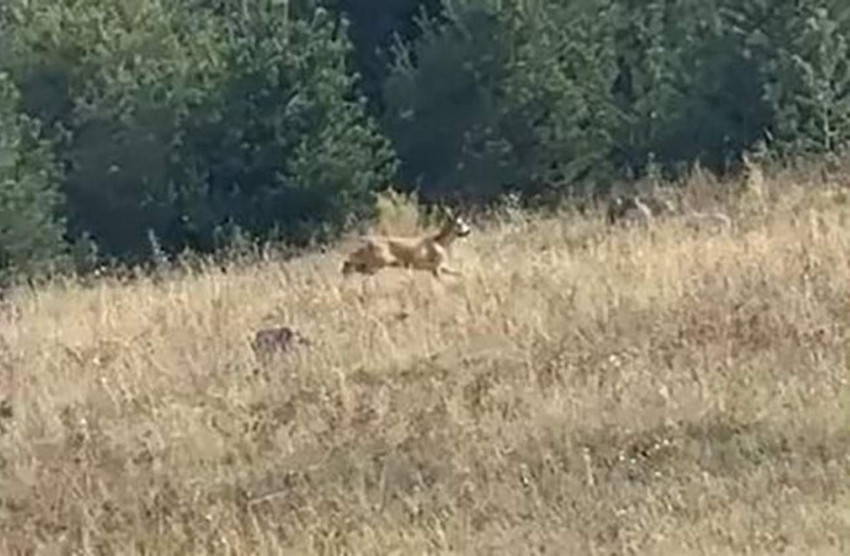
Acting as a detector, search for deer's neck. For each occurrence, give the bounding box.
[431,225,456,247]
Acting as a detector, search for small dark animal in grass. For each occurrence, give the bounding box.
[606,194,677,226]
[607,194,732,233]
[251,326,311,362]
[0,398,12,434]
[607,195,654,226]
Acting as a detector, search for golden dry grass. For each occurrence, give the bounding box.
[2,167,850,555]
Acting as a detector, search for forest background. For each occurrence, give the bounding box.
[1,0,849,280]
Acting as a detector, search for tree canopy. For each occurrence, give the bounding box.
[1,0,849,276]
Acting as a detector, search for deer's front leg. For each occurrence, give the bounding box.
[439,265,461,276]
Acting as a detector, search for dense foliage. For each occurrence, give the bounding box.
[0,0,849,275]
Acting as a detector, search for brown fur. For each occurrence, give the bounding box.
[342,209,472,278]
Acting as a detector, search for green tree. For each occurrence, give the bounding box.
[499,0,621,197]
[0,72,65,281]
[329,0,444,115]
[178,4,398,246]
[755,0,850,155]
[383,0,620,204]
[383,1,512,203]
[2,0,227,260]
[609,0,772,175]
[2,0,396,263]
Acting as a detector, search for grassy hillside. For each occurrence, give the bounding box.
[2,163,850,555]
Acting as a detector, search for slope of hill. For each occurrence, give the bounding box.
[1,166,849,554]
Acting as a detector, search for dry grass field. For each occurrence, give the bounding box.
[2,163,850,555]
